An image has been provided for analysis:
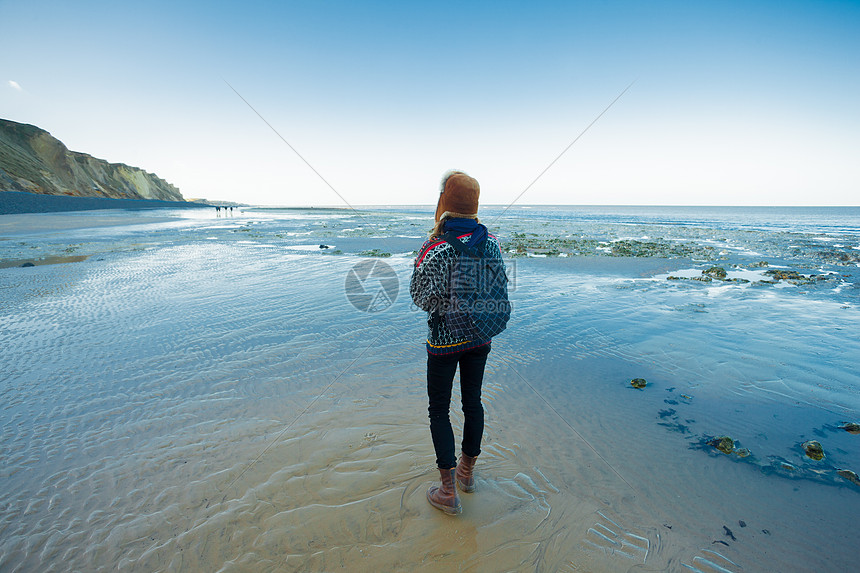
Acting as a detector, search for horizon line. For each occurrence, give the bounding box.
[239,203,860,209]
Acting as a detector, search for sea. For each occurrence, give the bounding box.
[1,204,858,571]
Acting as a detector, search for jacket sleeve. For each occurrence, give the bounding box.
[410,242,451,313]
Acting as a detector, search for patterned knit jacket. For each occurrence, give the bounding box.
[410,231,505,355]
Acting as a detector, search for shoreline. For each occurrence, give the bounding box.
[0,190,207,215]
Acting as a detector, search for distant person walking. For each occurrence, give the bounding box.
[410,171,509,515]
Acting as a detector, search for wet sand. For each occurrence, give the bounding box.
[0,211,183,234]
[1,208,858,571]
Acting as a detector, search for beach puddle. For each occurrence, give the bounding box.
[0,254,90,268]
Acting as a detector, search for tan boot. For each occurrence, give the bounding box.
[455,453,477,493]
[427,468,462,515]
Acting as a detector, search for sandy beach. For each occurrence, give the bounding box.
[1,206,859,571]
[0,212,184,234]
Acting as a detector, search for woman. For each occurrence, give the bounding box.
[409,170,507,515]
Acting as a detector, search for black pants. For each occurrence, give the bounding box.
[426,344,491,469]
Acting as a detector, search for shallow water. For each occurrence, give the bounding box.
[1,206,858,571]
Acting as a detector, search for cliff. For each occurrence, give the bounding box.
[0,118,183,201]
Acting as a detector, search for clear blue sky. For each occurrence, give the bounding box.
[2,0,858,206]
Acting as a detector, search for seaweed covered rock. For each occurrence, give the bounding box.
[703,266,727,280]
[837,469,860,486]
[840,422,860,435]
[630,378,647,389]
[710,436,734,455]
[764,269,803,281]
[357,249,391,257]
[777,460,797,472]
[606,238,717,259]
[803,440,825,461]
